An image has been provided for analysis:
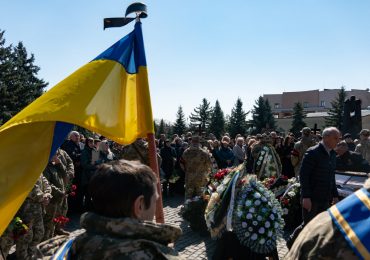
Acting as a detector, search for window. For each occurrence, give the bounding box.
[320,100,325,107]
[274,103,280,109]
[303,102,309,108]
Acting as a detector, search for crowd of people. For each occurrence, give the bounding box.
[1,126,370,259]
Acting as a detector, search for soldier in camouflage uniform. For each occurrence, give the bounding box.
[291,127,316,176]
[42,151,70,240]
[0,225,14,259]
[121,138,151,165]
[37,160,183,259]
[355,128,370,163]
[16,174,51,259]
[182,136,211,199]
[285,177,370,260]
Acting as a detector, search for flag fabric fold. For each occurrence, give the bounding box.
[0,22,154,235]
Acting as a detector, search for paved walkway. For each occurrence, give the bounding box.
[162,195,289,259]
[61,194,289,259]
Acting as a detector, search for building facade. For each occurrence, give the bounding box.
[264,88,370,118]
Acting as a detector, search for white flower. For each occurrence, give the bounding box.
[283,208,289,215]
[253,221,258,226]
[237,211,243,217]
[259,238,266,244]
[265,221,271,228]
[254,200,261,206]
[270,214,275,220]
[261,197,267,202]
[258,227,265,234]
[274,222,279,228]
[254,193,261,199]
[272,208,277,214]
[251,233,258,240]
[245,231,250,237]
[242,222,248,228]
[249,207,255,213]
[257,215,262,221]
[268,231,273,237]
[288,191,295,197]
[245,200,252,206]
[247,213,253,219]
[248,227,253,232]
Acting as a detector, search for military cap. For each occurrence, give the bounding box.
[301,127,311,135]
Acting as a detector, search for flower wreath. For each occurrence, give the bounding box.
[279,178,302,229]
[233,175,285,254]
[205,165,242,238]
[254,145,281,180]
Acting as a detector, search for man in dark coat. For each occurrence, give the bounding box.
[287,127,340,248]
[160,140,177,196]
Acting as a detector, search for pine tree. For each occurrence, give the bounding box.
[228,98,248,138]
[264,99,276,130]
[251,96,267,134]
[189,98,213,133]
[0,30,14,125]
[325,86,346,131]
[173,106,187,135]
[290,102,306,136]
[209,100,225,139]
[0,33,47,125]
[157,119,166,137]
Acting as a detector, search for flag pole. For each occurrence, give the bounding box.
[147,133,165,223]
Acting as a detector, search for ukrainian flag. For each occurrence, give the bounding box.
[0,22,154,235]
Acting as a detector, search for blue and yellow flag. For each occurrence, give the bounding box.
[0,22,154,235]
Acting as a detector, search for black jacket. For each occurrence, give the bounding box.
[300,143,339,202]
[336,151,370,173]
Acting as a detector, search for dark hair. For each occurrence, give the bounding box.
[89,159,157,218]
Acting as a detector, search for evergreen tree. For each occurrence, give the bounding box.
[264,99,276,130]
[228,98,248,138]
[325,86,346,131]
[0,33,47,125]
[0,30,14,125]
[290,102,306,136]
[251,96,267,134]
[157,119,166,137]
[209,100,225,139]
[189,98,213,133]
[173,106,187,135]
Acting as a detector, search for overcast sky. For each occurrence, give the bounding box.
[2,1,370,122]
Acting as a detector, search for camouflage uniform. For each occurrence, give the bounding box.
[0,226,13,259]
[355,139,370,164]
[57,149,74,217]
[42,159,67,240]
[37,212,183,259]
[16,174,52,259]
[285,178,370,260]
[182,144,211,199]
[291,135,316,176]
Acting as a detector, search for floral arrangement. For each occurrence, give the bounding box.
[262,175,289,197]
[205,166,242,238]
[254,145,281,180]
[66,183,77,197]
[9,217,29,241]
[181,195,210,234]
[207,168,232,193]
[233,175,285,254]
[53,216,70,227]
[279,178,302,229]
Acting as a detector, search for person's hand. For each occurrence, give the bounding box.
[332,197,339,204]
[53,156,61,165]
[302,198,312,212]
[42,196,50,206]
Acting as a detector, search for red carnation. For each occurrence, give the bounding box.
[71,185,77,191]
